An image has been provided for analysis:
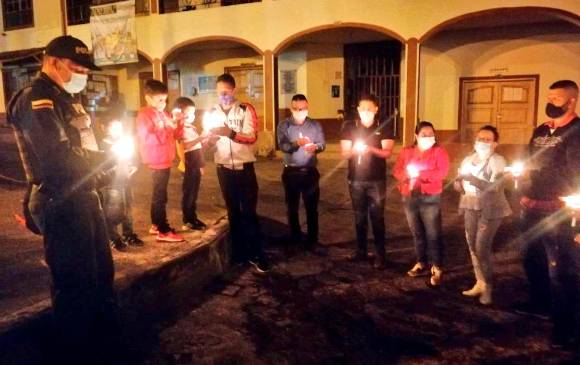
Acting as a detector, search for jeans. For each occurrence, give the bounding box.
[520,208,577,338]
[348,180,386,258]
[403,193,443,267]
[464,209,503,286]
[282,166,320,245]
[182,151,202,224]
[44,191,119,351]
[102,185,134,241]
[150,168,171,233]
[217,163,264,263]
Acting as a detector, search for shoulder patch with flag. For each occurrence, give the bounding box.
[31,99,54,110]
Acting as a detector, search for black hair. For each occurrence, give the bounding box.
[216,73,236,88]
[549,80,578,92]
[144,79,168,95]
[291,94,308,102]
[358,93,379,107]
[415,121,435,135]
[479,125,499,142]
[174,96,195,110]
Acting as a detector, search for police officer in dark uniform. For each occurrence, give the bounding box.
[7,36,119,361]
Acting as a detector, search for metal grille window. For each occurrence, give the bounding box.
[2,0,34,30]
[67,0,149,25]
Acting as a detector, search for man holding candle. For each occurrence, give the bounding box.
[205,73,270,273]
[517,80,580,348]
[277,94,326,253]
[340,94,395,269]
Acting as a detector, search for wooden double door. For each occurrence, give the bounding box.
[459,76,538,144]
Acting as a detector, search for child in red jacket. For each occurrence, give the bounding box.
[136,80,184,242]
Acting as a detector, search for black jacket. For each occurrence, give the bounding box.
[7,72,110,196]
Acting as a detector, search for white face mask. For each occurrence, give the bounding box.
[417,136,435,150]
[292,110,308,123]
[474,141,492,158]
[62,72,88,94]
[359,111,375,125]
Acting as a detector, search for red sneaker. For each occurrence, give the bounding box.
[149,225,159,235]
[156,231,185,242]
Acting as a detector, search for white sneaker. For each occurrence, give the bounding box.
[462,281,484,297]
[479,285,492,305]
[430,266,443,286]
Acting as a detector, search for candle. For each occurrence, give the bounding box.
[562,194,580,227]
[353,140,367,164]
[505,161,525,189]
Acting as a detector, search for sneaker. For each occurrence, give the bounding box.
[349,251,369,262]
[157,230,185,242]
[149,225,159,235]
[429,266,443,286]
[111,238,129,252]
[462,281,484,297]
[373,256,387,270]
[124,233,144,247]
[249,256,271,273]
[181,219,207,231]
[407,263,428,277]
[479,285,492,305]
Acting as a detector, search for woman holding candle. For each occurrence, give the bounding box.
[393,121,449,286]
[454,125,512,304]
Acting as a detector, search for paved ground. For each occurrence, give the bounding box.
[0,126,579,364]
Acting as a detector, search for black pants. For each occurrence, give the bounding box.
[348,180,386,258]
[44,190,119,354]
[282,166,320,245]
[520,208,577,339]
[150,168,171,233]
[182,150,202,224]
[217,163,264,263]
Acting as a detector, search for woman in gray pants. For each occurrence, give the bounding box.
[454,125,512,305]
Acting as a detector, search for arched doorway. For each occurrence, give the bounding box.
[161,37,264,130]
[274,24,406,143]
[418,7,580,148]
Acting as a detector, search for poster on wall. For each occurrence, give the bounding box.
[198,75,217,93]
[280,70,297,94]
[90,0,138,66]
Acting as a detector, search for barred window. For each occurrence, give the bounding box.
[2,0,34,30]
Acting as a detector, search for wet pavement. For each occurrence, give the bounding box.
[0,126,578,364]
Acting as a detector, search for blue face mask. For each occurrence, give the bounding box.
[219,94,235,106]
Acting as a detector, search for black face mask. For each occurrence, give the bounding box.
[545,102,568,119]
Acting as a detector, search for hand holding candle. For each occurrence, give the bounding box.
[505,161,525,189]
[202,111,223,133]
[406,164,420,179]
[353,139,367,164]
[561,194,580,227]
[111,136,135,161]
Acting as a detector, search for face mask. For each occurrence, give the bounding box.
[359,111,375,125]
[185,113,195,124]
[219,94,235,106]
[292,110,308,122]
[545,102,568,119]
[474,141,492,158]
[417,136,435,150]
[62,72,88,94]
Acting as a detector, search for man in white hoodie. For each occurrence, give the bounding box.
[207,73,270,273]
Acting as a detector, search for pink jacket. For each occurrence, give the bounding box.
[136,106,183,169]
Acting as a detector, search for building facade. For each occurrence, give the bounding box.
[1,0,579,151]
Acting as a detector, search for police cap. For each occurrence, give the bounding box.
[45,35,101,71]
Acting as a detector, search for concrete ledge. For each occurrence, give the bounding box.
[0,217,230,345]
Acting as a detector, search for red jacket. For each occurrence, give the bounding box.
[393,145,450,196]
[136,106,183,169]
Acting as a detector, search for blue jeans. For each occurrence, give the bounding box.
[403,193,443,267]
[348,180,386,258]
[520,208,577,338]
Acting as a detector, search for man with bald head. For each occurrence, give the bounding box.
[7,36,120,361]
[517,80,579,349]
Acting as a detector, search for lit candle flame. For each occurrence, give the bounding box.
[202,111,222,132]
[108,120,123,140]
[562,194,580,227]
[111,136,135,161]
[406,164,420,179]
[505,161,524,178]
